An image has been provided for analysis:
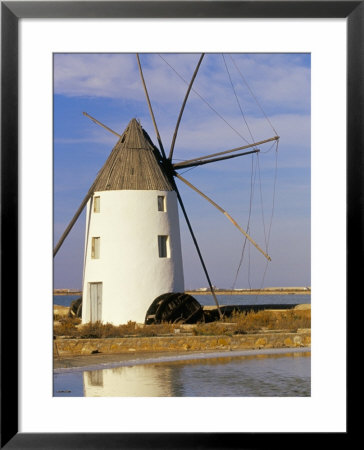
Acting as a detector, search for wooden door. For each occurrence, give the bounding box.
[90,282,102,322]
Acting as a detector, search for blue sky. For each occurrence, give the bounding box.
[53,53,310,290]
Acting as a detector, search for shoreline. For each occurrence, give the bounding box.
[53,288,311,296]
[187,290,310,295]
[54,346,311,373]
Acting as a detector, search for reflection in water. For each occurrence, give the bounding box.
[83,365,174,397]
[54,351,310,397]
[86,370,103,387]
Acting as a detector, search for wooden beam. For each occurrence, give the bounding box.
[53,183,95,257]
[168,53,204,160]
[173,135,279,168]
[174,148,259,170]
[83,112,121,138]
[170,178,223,319]
[176,173,272,262]
[136,54,167,159]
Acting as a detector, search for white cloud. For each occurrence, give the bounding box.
[163,112,310,162]
[228,54,311,110]
[54,53,310,114]
[54,54,142,99]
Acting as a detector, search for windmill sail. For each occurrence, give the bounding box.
[55,53,280,326]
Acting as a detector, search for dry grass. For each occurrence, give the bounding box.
[53,317,81,337]
[193,309,311,336]
[54,309,310,339]
[234,309,310,331]
[54,319,175,339]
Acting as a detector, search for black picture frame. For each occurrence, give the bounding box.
[1,1,359,448]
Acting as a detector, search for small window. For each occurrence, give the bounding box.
[94,196,100,213]
[157,195,166,212]
[158,235,169,258]
[91,237,100,259]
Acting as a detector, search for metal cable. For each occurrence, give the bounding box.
[158,54,251,145]
[252,139,279,300]
[229,54,279,136]
[179,165,199,176]
[257,153,268,250]
[231,153,258,289]
[266,140,279,246]
[222,54,256,146]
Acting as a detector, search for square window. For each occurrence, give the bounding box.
[158,235,168,258]
[157,195,166,212]
[94,196,100,213]
[91,237,100,259]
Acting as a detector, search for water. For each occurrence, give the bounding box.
[54,293,310,307]
[53,295,80,306]
[194,294,310,306]
[54,349,310,397]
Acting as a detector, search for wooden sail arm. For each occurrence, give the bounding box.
[175,173,272,262]
[136,54,167,160]
[83,112,122,138]
[173,136,279,168]
[173,148,260,170]
[168,53,205,161]
[53,182,96,257]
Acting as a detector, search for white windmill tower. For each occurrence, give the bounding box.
[80,118,184,325]
[54,53,278,325]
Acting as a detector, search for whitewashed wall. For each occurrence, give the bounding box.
[82,190,184,325]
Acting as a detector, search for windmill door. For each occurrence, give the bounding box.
[89,282,102,322]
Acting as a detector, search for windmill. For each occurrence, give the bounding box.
[54,53,278,326]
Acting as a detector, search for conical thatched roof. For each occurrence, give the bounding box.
[93,118,173,191]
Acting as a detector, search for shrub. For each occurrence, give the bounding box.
[54,319,177,339]
[193,309,310,335]
[77,321,138,338]
[53,317,81,337]
[192,322,235,336]
[53,309,310,338]
[226,309,311,332]
[135,323,175,337]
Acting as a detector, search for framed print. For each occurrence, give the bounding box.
[2,1,360,448]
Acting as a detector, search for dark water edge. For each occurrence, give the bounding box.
[53,349,311,397]
[54,293,311,307]
[53,294,80,306]
[196,294,310,306]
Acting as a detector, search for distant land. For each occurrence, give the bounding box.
[187,287,311,295]
[53,287,311,296]
[53,289,82,296]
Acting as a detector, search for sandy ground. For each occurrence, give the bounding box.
[54,350,198,370]
[54,347,311,372]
